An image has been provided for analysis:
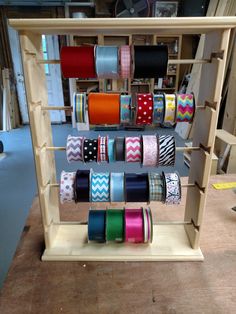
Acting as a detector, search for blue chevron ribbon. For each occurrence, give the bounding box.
[91,172,110,202]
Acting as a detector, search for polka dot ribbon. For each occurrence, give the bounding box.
[83,139,98,163]
[164,94,176,124]
[120,45,131,79]
[125,136,141,162]
[176,93,195,122]
[163,172,181,205]
[97,136,108,162]
[66,135,84,163]
[60,171,75,204]
[136,93,153,125]
[153,93,164,124]
[142,135,158,167]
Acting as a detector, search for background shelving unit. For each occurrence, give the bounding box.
[9,17,236,261]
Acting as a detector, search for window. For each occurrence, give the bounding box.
[42,35,49,75]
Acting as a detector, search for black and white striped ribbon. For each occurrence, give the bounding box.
[158,135,175,166]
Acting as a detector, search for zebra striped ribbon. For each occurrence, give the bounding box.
[153,93,164,124]
[158,135,175,166]
[73,92,86,123]
[164,94,176,124]
[176,93,195,122]
[66,135,83,162]
[125,136,141,162]
[60,171,75,203]
[98,136,108,162]
[91,172,110,202]
[142,135,158,167]
[148,173,164,202]
[110,172,125,202]
[163,172,181,205]
[120,95,131,124]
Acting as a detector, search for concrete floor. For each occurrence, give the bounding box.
[0,124,189,288]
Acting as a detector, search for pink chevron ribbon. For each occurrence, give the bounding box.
[66,135,84,162]
[120,45,131,79]
[176,94,195,122]
[125,136,141,162]
[142,135,158,167]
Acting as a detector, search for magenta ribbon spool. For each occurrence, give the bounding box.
[125,208,144,243]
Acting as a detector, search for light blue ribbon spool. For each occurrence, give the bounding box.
[110,172,125,202]
[95,46,119,79]
[108,138,115,162]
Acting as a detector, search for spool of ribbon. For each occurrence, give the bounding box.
[164,94,176,124]
[97,136,108,162]
[142,135,158,167]
[88,209,106,242]
[125,173,149,202]
[106,209,124,242]
[125,136,141,163]
[148,173,164,202]
[60,171,75,203]
[133,45,168,78]
[176,93,195,122]
[74,170,90,202]
[115,137,125,161]
[91,172,110,202]
[83,139,98,163]
[95,46,119,79]
[120,45,131,79]
[158,135,175,166]
[73,92,86,123]
[108,138,115,162]
[120,94,131,124]
[110,172,125,202]
[136,93,153,125]
[163,172,181,205]
[146,207,153,243]
[66,135,83,162]
[153,93,165,124]
[60,46,96,78]
[142,207,148,243]
[125,208,144,243]
[88,93,120,125]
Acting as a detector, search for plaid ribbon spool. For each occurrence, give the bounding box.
[148,173,164,202]
[73,92,86,123]
[176,93,195,122]
[164,94,176,124]
[163,172,181,205]
[120,45,131,79]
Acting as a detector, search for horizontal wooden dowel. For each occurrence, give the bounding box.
[37,58,210,65]
[48,183,195,189]
[41,106,73,111]
[46,146,66,151]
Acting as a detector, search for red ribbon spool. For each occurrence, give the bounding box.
[60,46,96,78]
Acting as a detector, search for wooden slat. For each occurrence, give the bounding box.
[184,186,206,226]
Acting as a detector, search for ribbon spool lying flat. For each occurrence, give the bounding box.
[115,137,125,161]
[110,172,125,202]
[88,210,106,242]
[125,173,149,202]
[148,173,164,202]
[98,136,108,162]
[108,138,115,162]
[91,172,110,202]
[125,136,141,163]
[73,93,86,123]
[106,209,124,242]
[142,135,158,167]
[83,139,98,163]
[60,171,75,203]
[176,93,195,122]
[164,94,176,124]
[120,45,131,79]
[163,172,181,205]
[88,93,120,125]
[158,135,175,166]
[61,46,96,78]
[136,93,154,125]
[74,170,90,202]
[134,45,168,78]
[125,208,144,243]
[95,46,119,79]
[120,95,132,124]
[66,135,84,162]
[153,93,165,124]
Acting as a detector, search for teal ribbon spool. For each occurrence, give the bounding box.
[110,172,125,202]
[108,138,115,162]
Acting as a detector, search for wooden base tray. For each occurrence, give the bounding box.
[42,224,204,262]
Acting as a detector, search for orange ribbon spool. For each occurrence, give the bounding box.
[88,93,120,125]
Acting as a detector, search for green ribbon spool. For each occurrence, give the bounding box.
[106,209,124,242]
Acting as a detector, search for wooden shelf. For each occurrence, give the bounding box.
[42,224,203,261]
